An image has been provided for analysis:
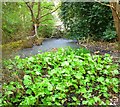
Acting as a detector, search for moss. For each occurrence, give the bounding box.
[21,39,33,48]
[34,38,44,46]
[2,40,22,51]
[2,37,44,51]
[2,40,23,58]
[2,37,45,59]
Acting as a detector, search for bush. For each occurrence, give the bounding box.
[2,47,119,106]
[103,28,117,41]
[60,2,117,41]
[102,23,117,41]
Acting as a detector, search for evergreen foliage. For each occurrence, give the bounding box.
[60,2,117,41]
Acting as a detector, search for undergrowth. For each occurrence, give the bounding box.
[1,47,119,106]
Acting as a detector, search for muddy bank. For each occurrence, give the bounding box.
[78,41,120,64]
[2,37,44,59]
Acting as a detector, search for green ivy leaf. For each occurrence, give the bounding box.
[112,70,119,75]
[72,96,77,101]
[74,72,83,79]
[14,55,20,60]
[97,77,104,83]
[61,61,69,66]
[48,83,53,91]
[113,87,118,93]
[20,95,36,105]
[82,100,88,105]
[93,96,101,102]
[26,89,32,95]
[23,75,32,87]
[28,57,34,62]
[80,87,87,93]
[103,92,109,98]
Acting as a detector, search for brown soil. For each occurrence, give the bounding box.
[79,41,120,63]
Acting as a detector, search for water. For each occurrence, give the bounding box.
[6,38,79,58]
[17,38,79,58]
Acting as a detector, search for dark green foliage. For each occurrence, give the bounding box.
[60,2,117,41]
[103,23,117,41]
[2,47,119,106]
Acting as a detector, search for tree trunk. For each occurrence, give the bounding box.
[117,3,120,49]
[31,23,39,38]
[34,23,39,38]
[110,1,120,42]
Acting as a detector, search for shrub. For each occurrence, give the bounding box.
[2,47,119,106]
[103,28,117,41]
[60,2,117,41]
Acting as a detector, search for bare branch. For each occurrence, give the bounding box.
[95,0,115,8]
[40,6,60,19]
[95,0,120,20]
[41,4,54,10]
[41,6,53,11]
[36,1,41,21]
[31,1,35,8]
[25,2,35,22]
[41,24,48,26]
[40,18,53,23]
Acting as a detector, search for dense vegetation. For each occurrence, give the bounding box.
[2,2,55,44]
[60,2,117,41]
[1,1,120,106]
[2,2,119,43]
[2,48,119,106]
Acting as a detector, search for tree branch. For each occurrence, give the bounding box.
[40,6,60,19]
[41,5,54,10]
[36,1,41,21]
[31,1,35,8]
[40,18,53,23]
[25,2,35,23]
[95,0,120,20]
[95,0,114,8]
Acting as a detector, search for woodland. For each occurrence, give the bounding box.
[1,0,120,106]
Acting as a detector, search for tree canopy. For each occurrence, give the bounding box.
[2,2,56,44]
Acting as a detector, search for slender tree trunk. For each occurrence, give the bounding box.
[34,23,39,38]
[31,23,39,38]
[32,1,41,38]
[110,1,120,42]
[117,3,120,44]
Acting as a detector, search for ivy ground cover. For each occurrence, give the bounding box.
[2,47,119,106]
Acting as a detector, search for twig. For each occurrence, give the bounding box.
[40,18,53,23]
[40,6,60,19]
[95,0,120,20]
